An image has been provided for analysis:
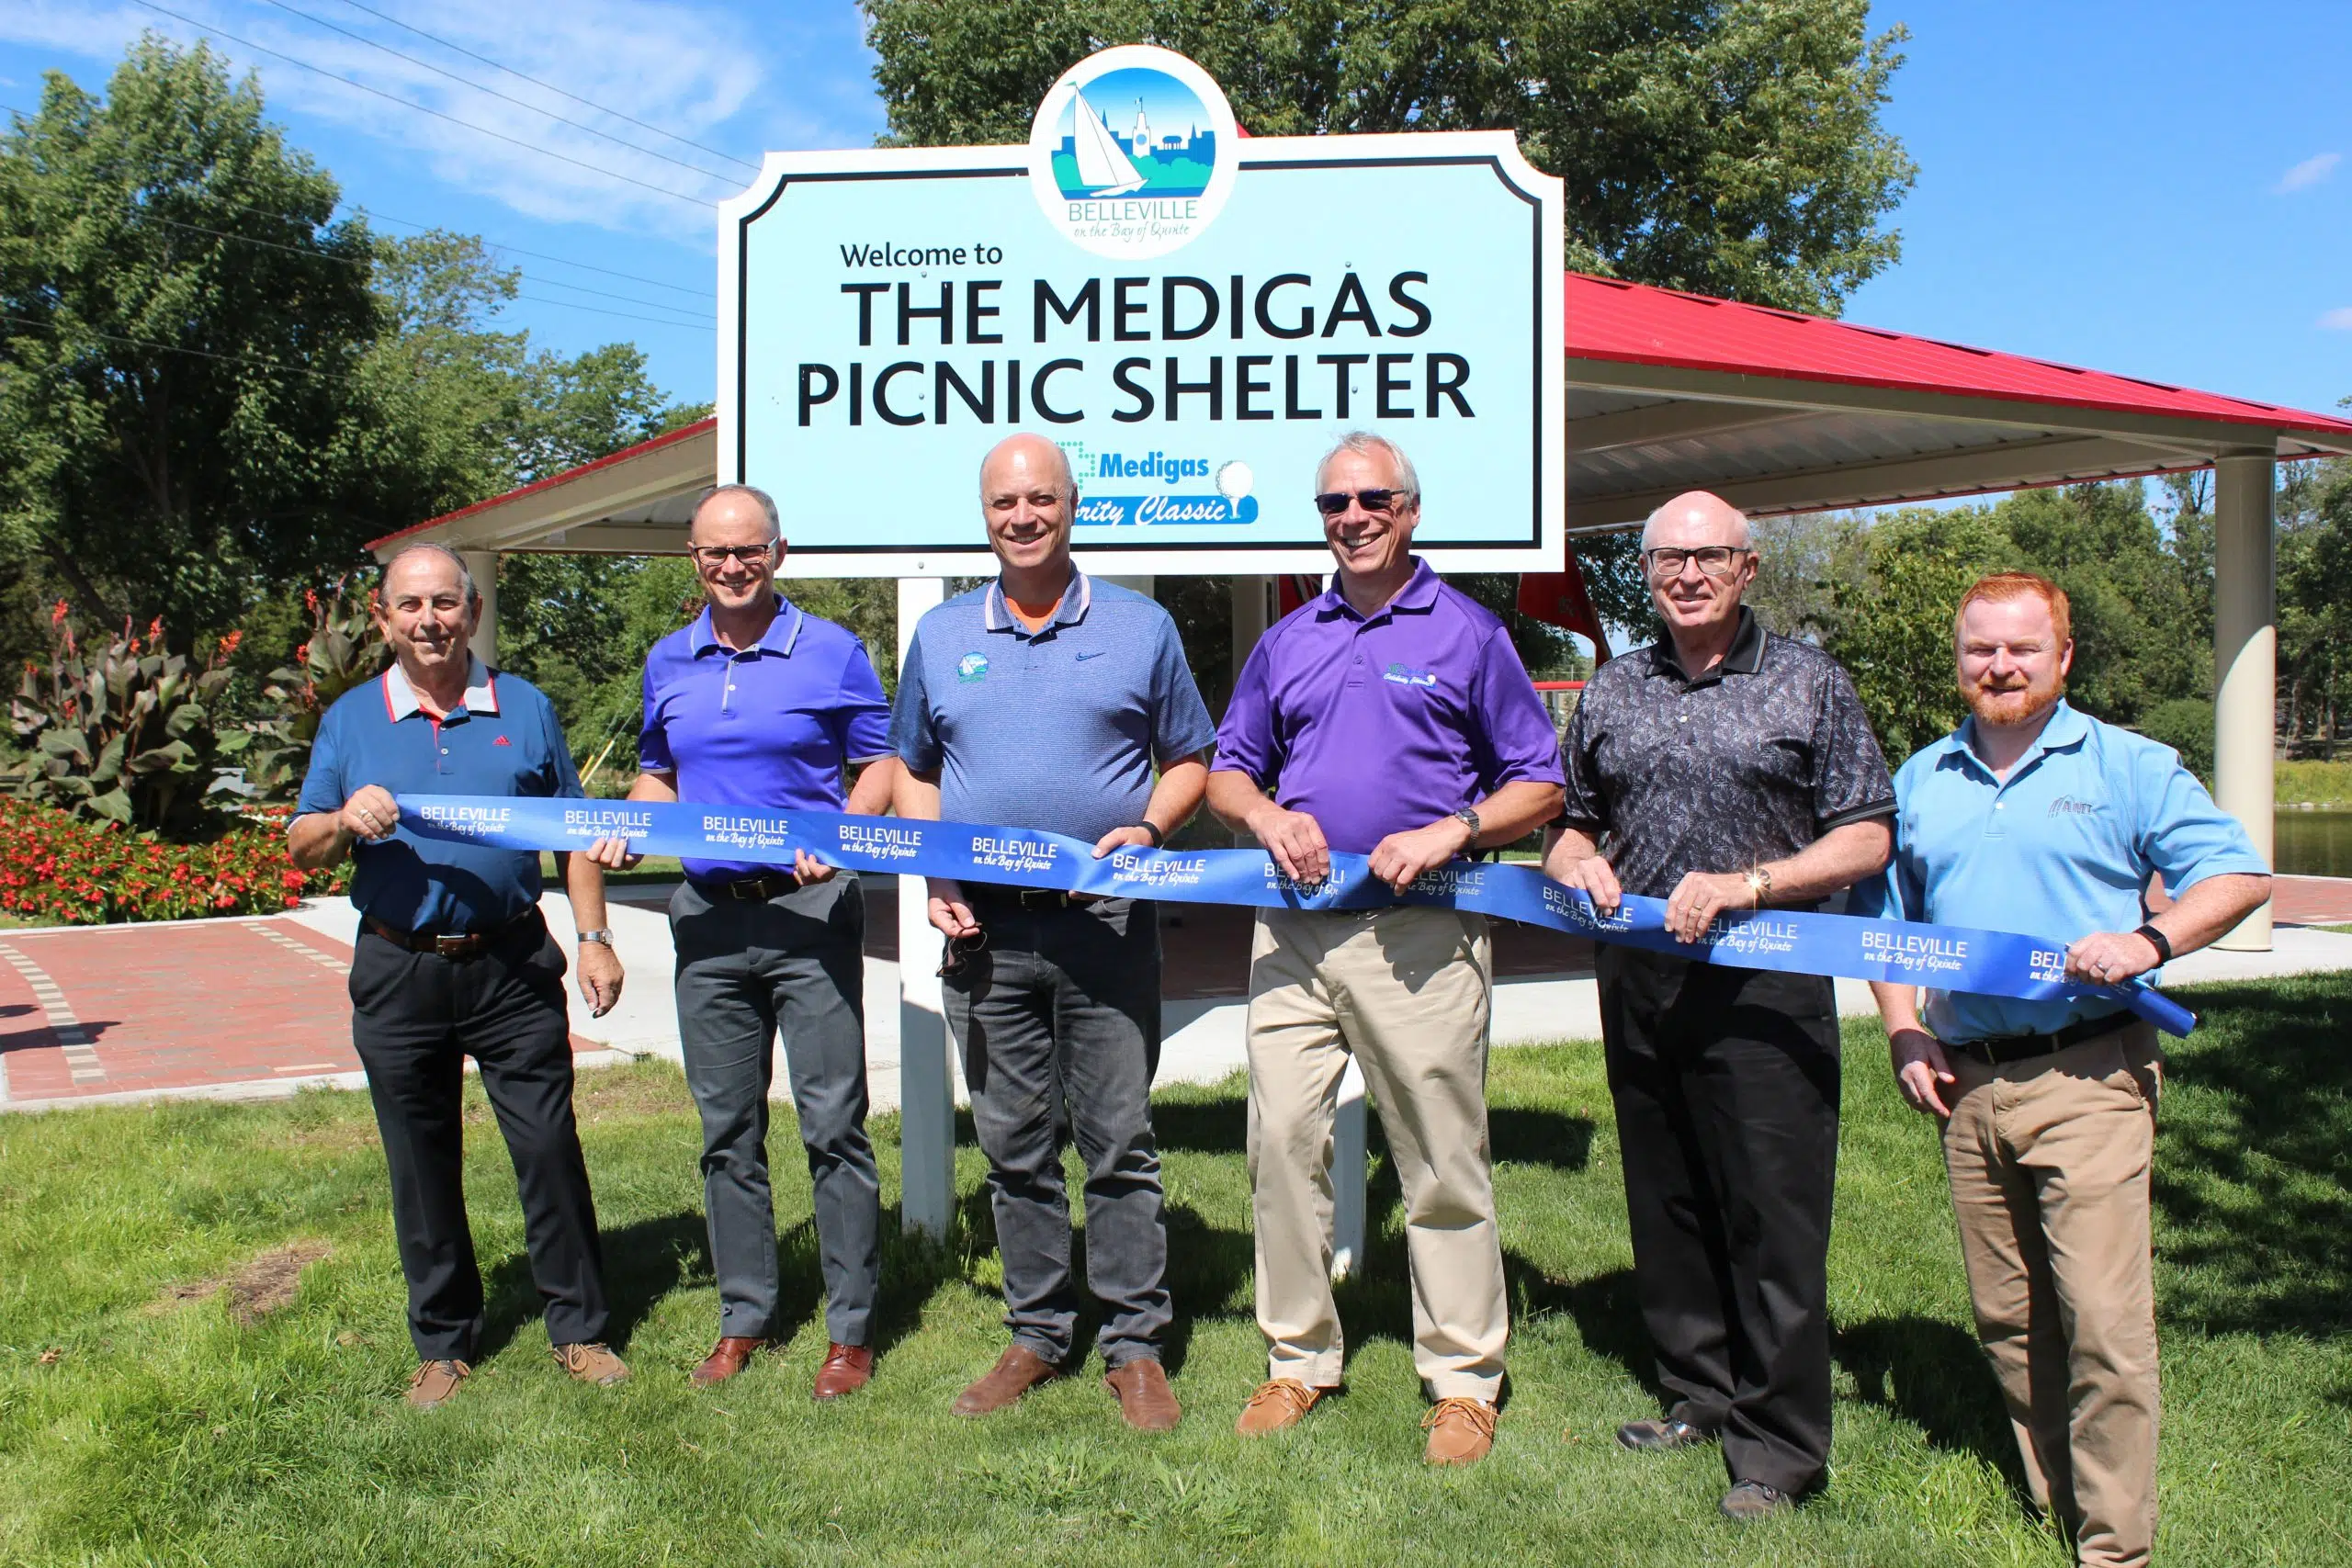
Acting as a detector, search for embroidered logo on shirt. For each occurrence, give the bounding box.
[492,735,512,747]
[1381,662,1438,688]
[2048,795,2103,817]
[956,652,990,683]
[1075,650,1107,661]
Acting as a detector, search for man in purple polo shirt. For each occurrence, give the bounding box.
[588,484,899,1400]
[1205,431,1566,1466]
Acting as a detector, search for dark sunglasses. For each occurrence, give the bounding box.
[1312,488,1411,516]
[935,930,989,977]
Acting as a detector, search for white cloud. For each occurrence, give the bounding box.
[0,0,869,238]
[2320,307,2352,331]
[2276,151,2341,193]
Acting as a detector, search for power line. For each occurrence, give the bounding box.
[125,0,718,208]
[254,0,748,186]
[512,292,712,330]
[2,310,344,381]
[327,0,760,175]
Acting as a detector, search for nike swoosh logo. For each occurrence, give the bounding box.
[1075,650,1106,661]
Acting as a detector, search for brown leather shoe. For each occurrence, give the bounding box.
[553,1341,631,1387]
[812,1342,874,1401]
[952,1344,1057,1416]
[690,1336,766,1388]
[1235,1378,1325,1436]
[1103,1358,1182,1432]
[1421,1396,1498,1465]
[404,1358,470,1409]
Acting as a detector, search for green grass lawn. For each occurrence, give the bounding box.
[3,977,2348,1565]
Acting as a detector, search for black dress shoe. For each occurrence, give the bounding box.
[1615,1416,1714,1451]
[1719,1479,1794,1520]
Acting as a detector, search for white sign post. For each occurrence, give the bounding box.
[718,46,1564,1245]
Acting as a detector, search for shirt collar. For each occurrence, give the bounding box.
[689,595,805,658]
[1317,558,1441,623]
[1947,698,2090,779]
[984,568,1091,635]
[1648,606,1766,684]
[383,655,497,721]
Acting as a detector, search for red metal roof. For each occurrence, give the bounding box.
[1565,273,2352,437]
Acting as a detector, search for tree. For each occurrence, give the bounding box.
[1822,507,2017,764]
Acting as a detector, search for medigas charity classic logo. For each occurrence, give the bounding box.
[1026,45,1239,260]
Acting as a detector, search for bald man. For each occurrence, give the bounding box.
[889,434,1215,1430]
[1544,491,1894,1518]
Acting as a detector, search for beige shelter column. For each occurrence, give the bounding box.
[461,550,499,668]
[2212,451,2276,950]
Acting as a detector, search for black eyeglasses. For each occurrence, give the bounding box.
[1312,488,1412,516]
[1642,545,1752,580]
[935,930,988,978]
[689,543,776,568]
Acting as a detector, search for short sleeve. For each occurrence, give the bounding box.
[1556,684,1609,831]
[1214,634,1280,784]
[1847,767,1923,920]
[294,705,348,818]
[1809,662,1896,829]
[2131,743,2268,891]
[543,696,584,800]
[637,658,674,774]
[835,639,896,762]
[1148,615,1216,763]
[888,628,942,773]
[1467,628,1567,792]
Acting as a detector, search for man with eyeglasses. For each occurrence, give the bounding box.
[890,432,1215,1431]
[1544,490,1894,1519]
[1206,431,1566,1466]
[587,483,900,1399]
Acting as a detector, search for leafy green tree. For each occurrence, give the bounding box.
[1822,507,2017,764]
[2278,454,2352,756]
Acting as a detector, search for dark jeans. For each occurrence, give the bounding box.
[1597,945,1842,1495]
[944,895,1170,1368]
[349,915,608,1362]
[671,874,878,1347]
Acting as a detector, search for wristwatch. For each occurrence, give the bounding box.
[1743,866,1773,906]
[1131,820,1165,847]
[577,929,614,948]
[1452,806,1482,844]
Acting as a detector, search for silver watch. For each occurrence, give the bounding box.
[576,929,614,948]
[1452,806,1482,842]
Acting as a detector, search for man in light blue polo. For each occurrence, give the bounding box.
[588,483,899,1400]
[891,432,1214,1432]
[1862,572,2267,1568]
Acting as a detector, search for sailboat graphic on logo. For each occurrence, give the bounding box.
[1066,88,1148,197]
[1050,67,1218,200]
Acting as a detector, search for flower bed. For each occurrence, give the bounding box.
[0,801,348,926]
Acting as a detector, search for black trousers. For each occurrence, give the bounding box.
[1597,945,1841,1495]
[349,915,609,1362]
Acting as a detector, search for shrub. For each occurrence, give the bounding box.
[0,800,348,926]
[217,580,386,802]
[2133,697,2216,784]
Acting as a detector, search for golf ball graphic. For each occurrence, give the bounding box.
[1216,461,1253,501]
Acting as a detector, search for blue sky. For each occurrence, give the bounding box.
[2,0,2346,428]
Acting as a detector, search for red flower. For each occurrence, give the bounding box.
[51,599,69,626]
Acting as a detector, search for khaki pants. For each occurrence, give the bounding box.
[1942,1022,2164,1568]
[1244,906,1505,1401]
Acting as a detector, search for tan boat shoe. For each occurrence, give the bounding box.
[553,1341,631,1387]
[404,1359,471,1410]
[1235,1378,1325,1437]
[1421,1396,1498,1466]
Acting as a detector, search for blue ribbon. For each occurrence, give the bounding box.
[397,795,2197,1037]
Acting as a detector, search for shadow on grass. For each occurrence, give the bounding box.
[1512,1264,1663,1404]
[1833,1314,2026,1493]
[2151,977,2352,1335]
[481,1208,710,1359]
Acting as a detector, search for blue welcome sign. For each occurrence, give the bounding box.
[718,45,1566,577]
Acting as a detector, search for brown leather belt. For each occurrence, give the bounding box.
[1948,1011,2131,1067]
[364,909,538,959]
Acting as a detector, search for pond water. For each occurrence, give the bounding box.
[2276,809,2352,878]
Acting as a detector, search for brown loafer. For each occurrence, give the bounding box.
[553,1341,631,1387]
[404,1358,470,1410]
[1421,1396,1498,1466]
[1103,1358,1182,1432]
[952,1344,1058,1416]
[1236,1378,1325,1436]
[690,1336,766,1388]
[812,1342,874,1401]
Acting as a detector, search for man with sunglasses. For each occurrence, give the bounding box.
[891,433,1215,1431]
[1544,491,1894,1519]
[587,483,900,1399]
[1207,432,1566,1466]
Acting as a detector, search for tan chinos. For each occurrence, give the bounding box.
[1941,1021,2164,1568]
[1245,905,1506,1400]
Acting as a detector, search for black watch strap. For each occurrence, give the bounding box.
[2133,923,2173,964]
[1133,820,1164,847]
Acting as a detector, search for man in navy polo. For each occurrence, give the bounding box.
[891,432,1214,1432]
[1864,572,2267,1568]
[587,483,899,1399]
[291,541,628,1410]
[1206,431,1566,1466]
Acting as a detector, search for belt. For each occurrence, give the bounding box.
[690,871,803,902]
[1948,1010,2132,1067]
[967,883,1101,910]
[363,908,539,959]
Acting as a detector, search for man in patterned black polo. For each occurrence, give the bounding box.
[1544,491,1894,1520]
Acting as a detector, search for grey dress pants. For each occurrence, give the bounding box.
[671,874,879,1347]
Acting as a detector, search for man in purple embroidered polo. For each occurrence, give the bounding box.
[1205,431,1566,1466]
